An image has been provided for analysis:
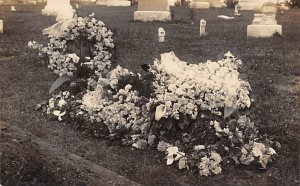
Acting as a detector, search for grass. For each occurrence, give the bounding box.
[0,4,299,185]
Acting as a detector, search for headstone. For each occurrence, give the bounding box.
[11,6,16,12]
[247,2,282,38]
[199,19,206,36]
[0,20,3,34]
[189,0,210,9]
[107,0,131,6]
[238,0,278,10]
[134,0,171,22]
[28,0,37,5]
[96,0,107,5]
[234,4,241,16]
[42,0,74,22]
[76,4,79,9]
[209,0,224,8]
[158,27,166,42]
[96,0,106,5]
[137,0,170,11]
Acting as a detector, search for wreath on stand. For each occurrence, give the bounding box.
[29,14,115,120]
[41,14,114,78]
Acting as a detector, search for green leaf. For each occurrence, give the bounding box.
[224,97,238,118]
[49,75,72,94]
[178,115,188,130]
[224,106,236,118]
[166,119,174,130]
[155,104,166,121]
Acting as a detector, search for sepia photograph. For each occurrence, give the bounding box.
[0,0,299,185]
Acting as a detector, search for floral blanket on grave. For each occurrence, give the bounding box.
[29,14,279,176]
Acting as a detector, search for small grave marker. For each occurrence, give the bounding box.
[11,6,16,12]
[0,20,3,34]
[107,0,131,7]
[158,27,165,42]
[234,4,241,16]
[199,19,206,36]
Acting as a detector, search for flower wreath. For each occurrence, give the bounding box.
[40,14,114,77]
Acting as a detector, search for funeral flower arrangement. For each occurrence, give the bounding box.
[28,13,114,77]
[29,15,278,176]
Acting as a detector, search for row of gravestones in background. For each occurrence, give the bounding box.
[0,1,286,38]
[134,0,283,38]
[0,0,135,5]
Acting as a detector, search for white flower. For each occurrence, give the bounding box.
[58,99,66,107]
[53,110,66,121]
[124,84,132,91]
[68,53,80,63]
[268,147,276,155]
[194,145,205,151]
[198,151,222,176]
[224,51,234,58]
[48,98,55,108]
[252,142,266,157]
[166,146,185,165]
[28,41,34,47]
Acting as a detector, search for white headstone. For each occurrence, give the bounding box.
[158,27,166,42]
[134,0,171,22]
[76,4,79,9]
[11,6,16,12]
[200,19,206,36]
[42,0,74,22]
[238,0,278,10]
[96,0,107,5]
[247,2,282,38]
[107,0,131,6]
[234,4,241,16]
[28,0,37,5]
[0,20,3,34]
[190,0,210,9]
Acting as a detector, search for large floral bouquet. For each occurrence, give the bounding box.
[29,15,278,176]
[149,51,251,120]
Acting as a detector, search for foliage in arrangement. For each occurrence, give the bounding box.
[29,14,278,176]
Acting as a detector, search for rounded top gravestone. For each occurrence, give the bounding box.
[158,27,166,42]
[261,2,277,16]
[260,2,278,25]
[200,19,206,26]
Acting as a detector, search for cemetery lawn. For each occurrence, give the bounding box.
[0,4,300,186]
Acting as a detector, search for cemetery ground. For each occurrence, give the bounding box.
[0,4,300,186]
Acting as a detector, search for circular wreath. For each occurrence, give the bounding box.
[42,14,114,78]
